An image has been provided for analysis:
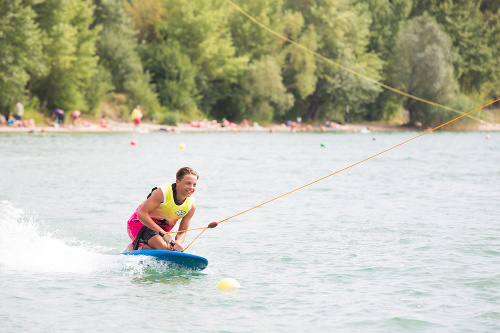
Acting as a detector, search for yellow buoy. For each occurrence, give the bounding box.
[179,143,186,150]
[216,278,241,291]
[486,134,490,139]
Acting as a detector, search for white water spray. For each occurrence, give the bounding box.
[0,201,147,275]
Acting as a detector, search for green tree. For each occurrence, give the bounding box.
[95,0,161,118]
[144,0,247,119]
[140,41,199,116]
[228,0,285,59]
[480,0,500,13]
[410,0,498,95]
[240,56,294,123]
[366,0,412,57]
[393,13,457,126]
[279,12,318,122]
[84,64,114,115]
[281,12,317,101]
[124,0,163,44]
[0,0,46,114]
[485,8,500,100]
[284,0,383,122]
[364,0,412,120]
[32,0,100,113]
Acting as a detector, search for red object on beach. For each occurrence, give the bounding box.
[130,140,137,145]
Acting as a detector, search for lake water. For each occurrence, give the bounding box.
[1,130,499,332]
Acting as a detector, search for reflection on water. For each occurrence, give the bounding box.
[127,259,207,284]
[131,269,206,285]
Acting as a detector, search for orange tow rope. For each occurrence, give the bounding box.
[181,98,499,252]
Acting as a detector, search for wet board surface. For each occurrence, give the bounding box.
[118,250,208,270]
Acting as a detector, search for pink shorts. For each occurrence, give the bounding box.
[127,204,174,241]
[134,119,141,126]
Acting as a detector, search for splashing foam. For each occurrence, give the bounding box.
[0,201,149,275]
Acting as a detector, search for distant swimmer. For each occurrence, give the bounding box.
[125,167,205,252]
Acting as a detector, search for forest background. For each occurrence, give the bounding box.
[1,0,499,128]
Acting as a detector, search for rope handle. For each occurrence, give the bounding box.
[181,222,218,252]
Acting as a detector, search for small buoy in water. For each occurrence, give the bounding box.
[216,278,241,291]
[486,134,490,139]
[179,143,186,150]
[130,140,137,145]
[320,143,325,147]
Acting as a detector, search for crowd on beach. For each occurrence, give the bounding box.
[182,117,346,132]
[0,101,35,128]
[46,108,112,129]
[183,117,261,130]
[1,101,357,133]
[0,101,166,132]
[0,101,128,131]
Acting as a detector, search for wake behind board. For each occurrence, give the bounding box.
[119,250,208,270]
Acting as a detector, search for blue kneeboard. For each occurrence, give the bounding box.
[119,250,208,270]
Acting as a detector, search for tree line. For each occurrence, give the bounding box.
[1,0,499,127]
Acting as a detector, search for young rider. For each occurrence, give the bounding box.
[125,167,199,252]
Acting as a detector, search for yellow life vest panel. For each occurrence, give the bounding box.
[131,108,142,120]
[150,183,194,223]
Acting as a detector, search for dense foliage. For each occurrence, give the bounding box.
[1,0,499,126]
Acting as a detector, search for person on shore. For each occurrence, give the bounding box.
[98,114,109,128]
[125,167,208,252]
[240,119,249,128]
[7,112,16,126]
[70,110,81,126]
[345,106,352,123]
[221,117,235,127]
[130,105,143,130]
[13,101,24,124]
[51,109,65,127]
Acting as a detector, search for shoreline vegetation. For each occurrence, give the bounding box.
[3,1,500,134]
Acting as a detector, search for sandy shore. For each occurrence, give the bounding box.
[1,121,499,133]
